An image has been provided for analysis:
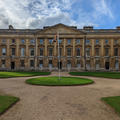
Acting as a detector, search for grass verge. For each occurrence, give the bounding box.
[69,72,120,79]
[102,96,120,116]
[26,76,94,86]
[0,95,19,115]
[0,72,51,78]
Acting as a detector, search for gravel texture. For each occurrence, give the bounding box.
[0,72,120,120]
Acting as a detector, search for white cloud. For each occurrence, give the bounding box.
[0,0,115,29]
[0,0,76,29]
[92,0,114,19]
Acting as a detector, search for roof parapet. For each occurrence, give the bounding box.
[83,26,93,30]
[116,26,120,30]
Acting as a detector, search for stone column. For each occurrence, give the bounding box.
[35,36,38,70]
[91,39,95,70]
[72,38,76,68]
[101,39,104,69]
[25,39,29,70]
[110,39,114,70]
[82,37,85,70]
[63,38,66,69]
[6,39,10,70]
[16,38,20,70]
[44,38,48,67]
[63,38,66,56]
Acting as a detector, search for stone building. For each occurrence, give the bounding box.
[0,23,120,71]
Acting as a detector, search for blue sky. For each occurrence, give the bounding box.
[0,0,119,29]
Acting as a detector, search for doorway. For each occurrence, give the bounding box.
[105,62,109,70]
[11,62,15,70]
[58,62,62,69]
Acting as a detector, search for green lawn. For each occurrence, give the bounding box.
[69,72,120,79]
[0,72,51,78]
[102,96,120,116]
[26,76,94,86]
[0,95,19,115]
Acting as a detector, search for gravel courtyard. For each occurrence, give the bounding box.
[0,72,120,120]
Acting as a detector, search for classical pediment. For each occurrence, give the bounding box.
[36,23,85,35]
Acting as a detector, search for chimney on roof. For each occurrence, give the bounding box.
[83,26,93,30]
[70,26,77,29]
[9,25,14,29]
[116,26,120,30]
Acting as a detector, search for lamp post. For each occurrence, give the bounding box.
[57,31,61,80]
[53,31,61,80]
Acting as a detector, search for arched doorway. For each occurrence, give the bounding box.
[58,61,62,69]
[11,62,15,70]
[105,62,109,70]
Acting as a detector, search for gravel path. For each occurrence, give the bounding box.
[0,72,120,120]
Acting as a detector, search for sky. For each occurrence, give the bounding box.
[0,0,120,29]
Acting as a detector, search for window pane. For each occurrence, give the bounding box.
[2,48,6,55]
[40,60,43,64]
[76,39,80,44]
[30,48,34,56]
[12,48,15,55]
[76,48,80,56]
[12,39,15,43]
[30,39,35,44]
[86,48,90,56]
[95,48,99,56]
[115,60,119,70]
[58,39,62,44]
[114,40,118,44]
[40,48,43,56]
[49,48,53,56]
[67,39,71,44]
[21,48,25,56]
[40,39,44,44]
[49,39,53,44]
[39,60,43,68]
[30,60,34,67]
[21,39,25,44]
[86,40,90,44]
[67,60,71,68]
[67,48,71,56]
[105,48,109,56]
[96,40,99,44]
[2,39,6,43]
[1,60,5,68]
[20,60,25,67]
[105,40,108,44]
[114,48,118,56]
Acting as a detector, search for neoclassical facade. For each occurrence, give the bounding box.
[0,23,120,71]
